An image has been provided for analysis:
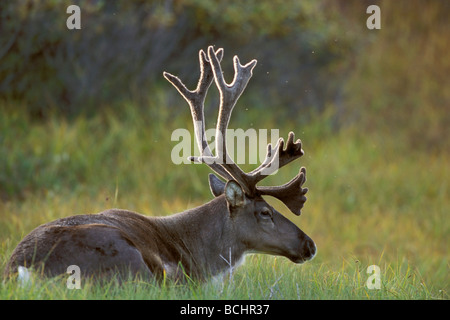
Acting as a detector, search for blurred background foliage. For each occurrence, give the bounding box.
[1,0,447,139]
[0,0,448,198]
[1,0,355,119]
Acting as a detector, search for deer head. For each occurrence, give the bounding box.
[164,46,316,265]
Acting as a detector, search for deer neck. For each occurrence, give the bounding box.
[157,195,246,278]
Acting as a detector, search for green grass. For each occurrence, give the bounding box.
[0,103,448,299]
[0,256,440,300]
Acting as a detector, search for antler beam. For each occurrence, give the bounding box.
[165,46,308,215]
[163,48,233,181]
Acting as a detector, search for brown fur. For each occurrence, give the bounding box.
[5,193,315,280]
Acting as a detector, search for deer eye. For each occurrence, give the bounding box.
[259,208,272,218]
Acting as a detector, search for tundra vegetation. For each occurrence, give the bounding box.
[0,0,448,299]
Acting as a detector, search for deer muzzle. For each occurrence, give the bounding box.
[290,234,316,264]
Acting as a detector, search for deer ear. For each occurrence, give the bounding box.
[224,180,245,208]
[208,174,226,197]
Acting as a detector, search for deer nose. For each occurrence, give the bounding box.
[302,237,316,260]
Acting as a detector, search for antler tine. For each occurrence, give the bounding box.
[209,47,258,110]
[207,46,257,163]
[196,48,224,96]
[163,48,223,102]
[164,48,233,181]
[258,167,308,216]
[248,131,304,185]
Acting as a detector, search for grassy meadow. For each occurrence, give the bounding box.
[0,101,447,299]
[1,0,449,301]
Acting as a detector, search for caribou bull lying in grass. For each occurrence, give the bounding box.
[5,46,315,281]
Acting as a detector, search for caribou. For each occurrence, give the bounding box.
[5,46,316,281]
